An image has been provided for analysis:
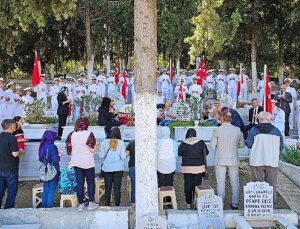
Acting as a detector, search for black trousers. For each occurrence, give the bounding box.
[58,115,67,137]
[183,173,203,204]
[103,171,123,206]
[157,171,175,188]
[284,112,290,135]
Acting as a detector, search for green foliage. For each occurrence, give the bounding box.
[74,95,102,119]
[280,146,300,167]
[185,0,241,61]
[24,99,57,124]
[168,119,217,135]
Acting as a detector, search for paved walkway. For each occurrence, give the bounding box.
[277,171,300,216]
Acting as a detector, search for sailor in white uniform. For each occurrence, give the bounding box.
[0,78,6,122]
[216,69,227,96]
[205,71,215,90]
[188,77,203,100]
[97,69,107,97]
[257,74,265,105]
[159,69,171,99]
[14,86,25,117]
[22,87,34,105]
[4,81,16,119]
[88,77,101,97]
[107,72,117,98]
[49,78,61,111]
[226,68,238,102]
[73,78,87,119]
[239,69,249,102]
[34,74,48,104]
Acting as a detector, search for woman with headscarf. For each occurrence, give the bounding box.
[99,127,126,206]
[39,130,60,208]
[66,117,100,212]
[97,97,120,137]
[178,128,209,209]
[157,126,178,187]
[57,86,71,140]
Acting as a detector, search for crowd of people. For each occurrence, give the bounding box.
[0,67,297,211]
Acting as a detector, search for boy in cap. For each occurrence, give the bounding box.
[49,78,61,111]
[22,87,34,105]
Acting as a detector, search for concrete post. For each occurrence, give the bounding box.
[134,0,158,227]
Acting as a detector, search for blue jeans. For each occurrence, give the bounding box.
[0,171,19,209]
[74,167,95,204]
[129,167,135,204]
[159,119,174,126]
[42,176,58,208]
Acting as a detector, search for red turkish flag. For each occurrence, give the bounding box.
[197,55,206,86]
[114,63,119,84]
[121,69,128,100]
[178,83,183,102]
[262,65,272,113]
[32,52,40,87]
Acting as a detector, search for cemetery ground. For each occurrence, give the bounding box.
[14,159,290,210]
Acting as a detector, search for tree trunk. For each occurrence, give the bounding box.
[134,0,158,227]
[85,0,93,77]
[251,29,258,93]
[278,35,284,84]
[218,60,226,70]
[176,57,180,76]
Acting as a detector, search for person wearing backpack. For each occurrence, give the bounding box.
[39,130,60,208]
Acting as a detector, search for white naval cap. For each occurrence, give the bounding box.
[66,75,72,80]
[6,81,15,87]
[0,78,3,82]
[23,87,32,91]
[284,78,292,83]
[16,85,22,90]
[54,78,60,82]
[229,68,235,71]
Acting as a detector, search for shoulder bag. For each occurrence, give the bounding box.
[100,148,109,178]
[39,146,57,182]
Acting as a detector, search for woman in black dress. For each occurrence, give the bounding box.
[97,97,120,136]
[57,86,71,139]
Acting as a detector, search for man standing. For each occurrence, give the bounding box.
[211,111,245,209]
[284,78,297,129]
[246,112,284,200]
[226,68,238,103]
[34,74,48,104]
[271,99,285,135]
[0,119,20,209]
[216,69,227,96]
[188,77,203,100]
[22,87,34,105]
[0,78,6,122]
[257,74,265,105]
[49,78,61,111]
[275,84,292,136]
[4,81,16,119]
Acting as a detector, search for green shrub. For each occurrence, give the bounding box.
[280,146,300,166]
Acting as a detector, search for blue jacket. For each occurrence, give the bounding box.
[230,108,244,131]
[39,143,60,175]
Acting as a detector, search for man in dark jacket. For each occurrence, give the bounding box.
[275,84,292,136]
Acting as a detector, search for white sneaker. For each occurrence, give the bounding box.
[78,204,84,212]
[87,202,99,211]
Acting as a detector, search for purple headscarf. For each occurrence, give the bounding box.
[39,130,57,158]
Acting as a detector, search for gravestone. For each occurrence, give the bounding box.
[173,102,191,121]
[139,214,167,229]
[244,182,273,220]
[197,193,225,229]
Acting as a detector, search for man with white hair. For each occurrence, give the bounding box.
[246,111,284,200]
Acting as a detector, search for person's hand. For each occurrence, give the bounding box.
[95,143,100,150]
[59,151,64,157]
[67,99,72,103]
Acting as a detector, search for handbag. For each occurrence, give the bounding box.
[203,143,209,180]
[99,148,109,178]
[39,146,57,182]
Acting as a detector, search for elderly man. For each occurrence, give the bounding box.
[0,119,20,209]
[275,84,292,136]
[246,111,284,200]
[159,101,176,126]
[211,111,245,209]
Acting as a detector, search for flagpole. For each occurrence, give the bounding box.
[263,64,267,111]
[169,58,172,84]
[238,63,242,103]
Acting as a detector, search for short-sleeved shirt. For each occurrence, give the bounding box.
[126,141,135,168]
[0,132,19,173]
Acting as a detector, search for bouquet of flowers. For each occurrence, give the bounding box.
[220,93,233,107]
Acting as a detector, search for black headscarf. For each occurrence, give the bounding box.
[100,97,111,109]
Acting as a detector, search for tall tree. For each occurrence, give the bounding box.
[134,0,158,227]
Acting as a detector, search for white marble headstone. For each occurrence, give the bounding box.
[197,193,225,229]
[138,214,167,229]
[244,182,273,219]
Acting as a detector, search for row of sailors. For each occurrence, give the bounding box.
[157,68,249,102]
[0,79,34,121]
[34,73,135,111]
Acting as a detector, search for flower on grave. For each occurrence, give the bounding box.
[220,93,233,107]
